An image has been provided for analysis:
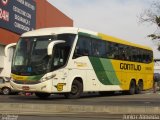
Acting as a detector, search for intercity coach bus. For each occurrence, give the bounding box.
[8,27,153,99]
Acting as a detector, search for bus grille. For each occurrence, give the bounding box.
[14,80,40,84]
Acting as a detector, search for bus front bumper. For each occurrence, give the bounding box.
[10,80,52,93]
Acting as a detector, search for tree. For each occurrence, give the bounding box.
[140,1,160,50]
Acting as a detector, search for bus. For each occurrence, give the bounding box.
[8,27,154,99]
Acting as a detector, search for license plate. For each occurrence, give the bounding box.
[22,86,30,91]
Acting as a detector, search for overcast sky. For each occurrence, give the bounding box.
[48,0,160,58]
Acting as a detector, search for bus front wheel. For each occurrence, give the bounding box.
[64,79,83,99]
[35,92,50,99]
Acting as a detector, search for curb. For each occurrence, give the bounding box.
[0,103,160,115]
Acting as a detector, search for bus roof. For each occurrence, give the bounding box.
[21,27,79,37]
[21,27,152,50]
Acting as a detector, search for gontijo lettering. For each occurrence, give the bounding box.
[120,63,141,71]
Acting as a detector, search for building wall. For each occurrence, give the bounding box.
[36,0,73,29]
[0,0,73,45]
[0,29,19,45]
[0,0,73,77]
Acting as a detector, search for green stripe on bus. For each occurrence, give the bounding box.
[27,74,44,81]
[100,58,120,85]
[89,57,120,85]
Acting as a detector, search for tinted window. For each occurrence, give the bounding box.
[147,51,153,63]
[118,44,128,60]
[125,46,132,61]
[73,35,153,63]
[92,39,106,57]
[110,43,119,59]
[50,34,76,71]
[12,34,75,75]
[131,48,138,62]
[73,36,91,58]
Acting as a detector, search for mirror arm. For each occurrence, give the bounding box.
[5,43,17,57]
[47,40,65,55]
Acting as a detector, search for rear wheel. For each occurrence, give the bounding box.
[128,80,136,95]
[64,80,83,99]
[2,87,11,95]
[135,81,143,94]
[35,93,50,99]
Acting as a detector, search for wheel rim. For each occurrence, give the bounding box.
[71,84,79,95]
[3,88,10,95]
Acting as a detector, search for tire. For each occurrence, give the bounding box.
[2,87,11,95]
[35,93,50,99]
[135,81,143,94]
[128,80,136,95]
[64,80,83,99]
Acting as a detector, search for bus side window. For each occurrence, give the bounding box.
[99,40,106,58]
[91,39,106,58]
[107,42,111,58]
[92,39,100,57]
[73,36,91,59]
[107,42,115,59]
[131,48,138,62]
[125,46,132,61]
[146,51,153,63]
[112,43,119,59]
[118,44,127,60]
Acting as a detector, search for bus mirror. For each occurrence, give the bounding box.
[5,43,17,57]
[47,40,65,56]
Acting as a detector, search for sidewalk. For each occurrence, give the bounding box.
[1,91,160,116]
[0,102,160,115]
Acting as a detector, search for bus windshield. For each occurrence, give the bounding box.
[12,34,75,76]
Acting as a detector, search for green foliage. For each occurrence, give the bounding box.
[148,34,160,40]
[156,16,160,27]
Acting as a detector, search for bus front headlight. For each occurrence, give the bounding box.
[40,74,56,82]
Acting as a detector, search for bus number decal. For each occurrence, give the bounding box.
[56,83,66,91]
